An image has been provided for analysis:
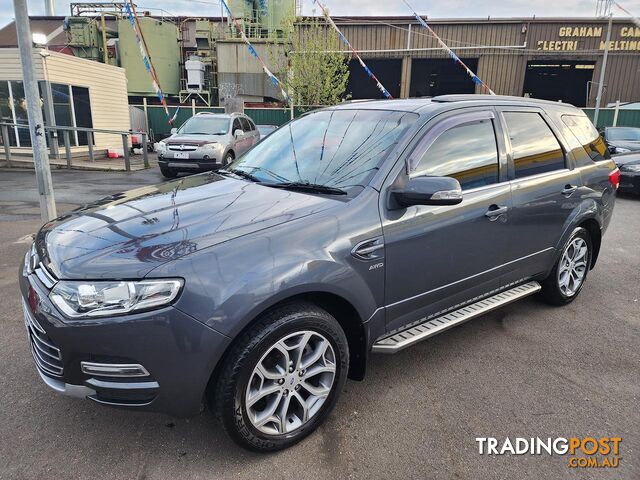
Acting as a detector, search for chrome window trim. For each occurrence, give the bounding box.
[510,168,572,185]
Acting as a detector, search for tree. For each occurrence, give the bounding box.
[285,16,351,106]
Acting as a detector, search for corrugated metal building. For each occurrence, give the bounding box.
[328,16,640,107]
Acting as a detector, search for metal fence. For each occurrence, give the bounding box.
[135,104,640,139]
[0,122,149,171]
[136,106,324,139]
[583,109,640,128]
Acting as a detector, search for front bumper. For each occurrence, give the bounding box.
[158,151,222,171]
[619,170,640,195]
[19,263,231,417]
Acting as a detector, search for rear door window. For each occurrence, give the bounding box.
[411,119,500,190]
[240,117,252,132]
[232,118,242,134]
[503,112,565,178]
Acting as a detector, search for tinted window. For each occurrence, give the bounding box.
[232,118,242,134]
[503,112,565,178]
[562,115,608,161]
[231,109,417,196]
[412,120,499,190]
[246,118,256,131]
[240,117,252,132]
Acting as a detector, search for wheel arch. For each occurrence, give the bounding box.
[206,290,369,405]
[578,218,602,269]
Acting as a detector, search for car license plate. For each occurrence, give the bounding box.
[174,152,189,159]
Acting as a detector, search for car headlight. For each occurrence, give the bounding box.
[50,279,183,318]
[615,147,631,154]
[622,163,640,172]
[155,142,167,153]
[200,142,220,152]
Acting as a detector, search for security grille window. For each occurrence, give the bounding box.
[0,80,93,147]
[411,119,500,190]
[503,112,565,178]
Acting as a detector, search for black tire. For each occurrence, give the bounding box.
[223,151,234,166]
[212,302,349,452]
[160,166,178,178]
[539,227,592,305]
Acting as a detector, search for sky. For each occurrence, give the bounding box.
[1,0,640,30]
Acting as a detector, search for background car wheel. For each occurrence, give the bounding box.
[539,227,592,305]
[212,302,349,452]
[223,151,234,166]
[160,166,178,179]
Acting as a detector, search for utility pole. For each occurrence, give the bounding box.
[13,0,57,222]
[593,12,613,127]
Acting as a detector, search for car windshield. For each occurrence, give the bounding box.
[229,109,417,195]
[178,116,230,135]
[607,127,640,141]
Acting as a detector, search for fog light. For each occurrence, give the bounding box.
[81,361,150,378]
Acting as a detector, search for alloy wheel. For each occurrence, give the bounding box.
[245,330,336,435]
[557,237,589,297]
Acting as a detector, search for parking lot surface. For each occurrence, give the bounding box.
[0,168,638,479]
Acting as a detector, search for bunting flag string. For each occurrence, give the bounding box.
[220,0,290,103]
[313,0,393,99]
[124,1,179,123]
[402,0,495,95]
[258,0,268,17]
[613,1,640,28]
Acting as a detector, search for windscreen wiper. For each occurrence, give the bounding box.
[266,181,347,195]
[218,168,260,182]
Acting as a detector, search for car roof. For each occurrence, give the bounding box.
[194,112,231,119]
[326,95,583,114]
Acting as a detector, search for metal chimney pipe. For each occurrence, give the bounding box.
[44,0,54,16]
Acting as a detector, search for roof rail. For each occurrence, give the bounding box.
[431,94,572,107]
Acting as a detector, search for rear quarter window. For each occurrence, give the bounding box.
[561,115,609,162]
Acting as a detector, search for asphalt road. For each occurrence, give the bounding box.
[0,168,638,480]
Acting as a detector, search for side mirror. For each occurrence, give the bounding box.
[170,127,177,135]
[391,176,463,208]
[234,129,245,139]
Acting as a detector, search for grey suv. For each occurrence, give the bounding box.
[19,96,619,452]
[156,112,260,178]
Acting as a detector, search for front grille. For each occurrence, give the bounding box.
[22,299,64,377]
[168,144,198,151]
[25,244,57,290]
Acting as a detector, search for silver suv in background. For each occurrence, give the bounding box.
[156,112,260,178]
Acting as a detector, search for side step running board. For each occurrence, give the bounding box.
[372,281,541,354]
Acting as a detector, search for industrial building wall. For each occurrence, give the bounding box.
[40,51,131,149]
[331,18,640,105]
[217,40,286,101]
[0,48,45,79]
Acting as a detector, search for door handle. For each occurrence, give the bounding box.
[485,205,508,221]
[561,184,578,196]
